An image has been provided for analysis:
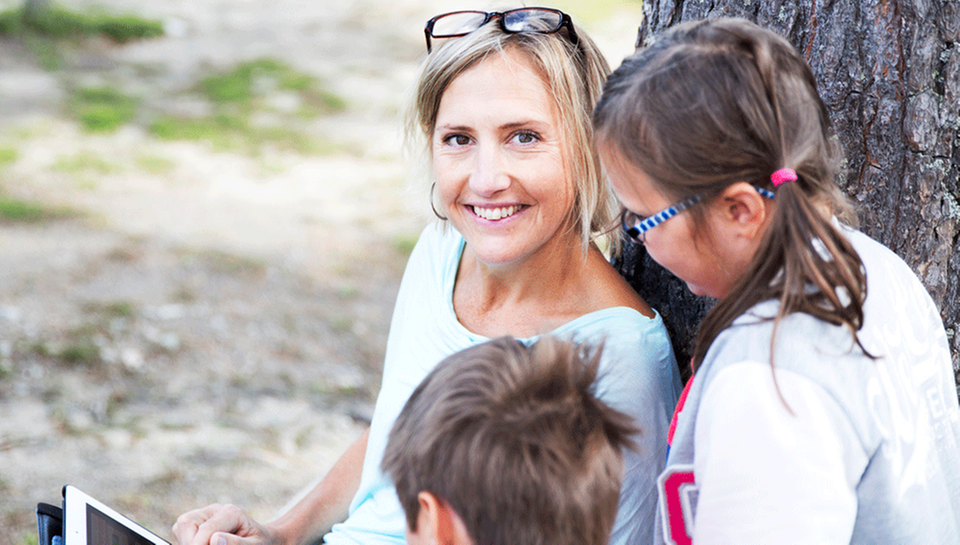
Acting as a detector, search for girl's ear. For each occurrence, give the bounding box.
[718,181,770,239]
[414,491,476,545]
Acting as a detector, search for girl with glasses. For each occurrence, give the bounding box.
[174,7,682,545]
[594,17,960,544]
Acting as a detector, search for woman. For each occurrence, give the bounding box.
[173,8,682,545]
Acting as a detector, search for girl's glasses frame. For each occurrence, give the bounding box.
[621,186,775,243]
[424,7,579,53]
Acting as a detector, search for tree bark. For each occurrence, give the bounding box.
[616,0,960,392]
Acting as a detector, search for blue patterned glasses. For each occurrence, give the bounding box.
[621,186,775,243]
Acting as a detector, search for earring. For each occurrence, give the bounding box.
[430,182,448,221]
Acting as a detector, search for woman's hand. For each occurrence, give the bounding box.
[172,428,369,545]
[172,504,283,545]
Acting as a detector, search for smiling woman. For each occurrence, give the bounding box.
[172,7,682,545]
[432,49,574,280]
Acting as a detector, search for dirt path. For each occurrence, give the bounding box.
[0,1,642,543]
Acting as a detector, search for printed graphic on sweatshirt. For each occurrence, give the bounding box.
[658,464,697,545]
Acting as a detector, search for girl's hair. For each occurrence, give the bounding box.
[408,17,621,253]
[594,17,869,371]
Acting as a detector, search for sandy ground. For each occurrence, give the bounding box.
[0,1,644,543]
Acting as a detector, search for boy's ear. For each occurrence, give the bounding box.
[718,181,770,239]
[415,491,475,545]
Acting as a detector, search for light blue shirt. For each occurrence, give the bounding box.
[324,222,682,544]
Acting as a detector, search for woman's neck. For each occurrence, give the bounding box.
[452,236,619,338]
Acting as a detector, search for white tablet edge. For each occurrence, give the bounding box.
[63,485,170,545]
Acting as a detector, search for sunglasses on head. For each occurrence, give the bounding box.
[424,7,579,53]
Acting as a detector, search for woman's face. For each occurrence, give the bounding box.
[601,147,747,299]
[432,48,575,268]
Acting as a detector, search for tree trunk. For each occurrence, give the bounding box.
[616,0,960,392]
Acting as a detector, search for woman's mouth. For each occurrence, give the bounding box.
[471,205,521,221]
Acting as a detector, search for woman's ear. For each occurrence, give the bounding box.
[718,181,770,239]
[412,491,475,545]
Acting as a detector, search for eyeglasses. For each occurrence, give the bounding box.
[424,8,579,53]
[621,186,776,243]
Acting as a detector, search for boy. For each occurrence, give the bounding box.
[381,336,638,545]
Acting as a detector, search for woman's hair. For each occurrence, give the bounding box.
[408,16,619,252]
[381,336,637,545]
[594,17,869,370]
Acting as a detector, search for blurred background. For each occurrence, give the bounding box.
[0,1,642,543]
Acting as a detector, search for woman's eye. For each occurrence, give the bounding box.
[511,131,539,145]
[443,134,471,147]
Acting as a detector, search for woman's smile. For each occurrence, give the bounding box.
[469,204,525,221]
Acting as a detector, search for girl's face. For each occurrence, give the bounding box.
[601,147,750,299]
[432,48,575,268]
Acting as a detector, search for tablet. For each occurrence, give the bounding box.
[63,485,170,545]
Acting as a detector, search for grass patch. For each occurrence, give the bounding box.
[83,300,137,318]
[16,533,39,545]
[390,234,418,257]
[69,86,139,133]
[52,151,121,174]
[0,148,17,165]
[59,342,100,364]
[0,196,76,223]
[0,4,163,43]
[148,58,350,155]
[149,113,338,155]
[200,58,346,113]
[134,153,176,174]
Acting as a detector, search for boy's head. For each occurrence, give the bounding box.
[381,336,637,545]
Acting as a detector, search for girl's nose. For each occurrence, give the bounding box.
[468,145,511,196]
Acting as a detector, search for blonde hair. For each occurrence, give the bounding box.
[408,18,619,252]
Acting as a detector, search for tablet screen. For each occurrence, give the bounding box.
[63,485,170,545]
[87,504,156,545]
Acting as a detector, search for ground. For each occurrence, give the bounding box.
[0,1,641,543]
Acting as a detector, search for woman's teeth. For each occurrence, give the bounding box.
[472,205,519,220]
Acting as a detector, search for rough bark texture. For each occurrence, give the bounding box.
[615,0,960,392]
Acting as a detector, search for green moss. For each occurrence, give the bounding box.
[153,58,351,155]
[0,148,17,165]
[16,532,39,545]
[69,86,139,132]
[59,343,100,364]
[201,67,255,105]
[95,16,163,43]
[135,153,176,174]
[0,197,75,222]
[390,234,418,257]
[53,151,121,174]
[149,114,249,151]
[82,300,136,318]
[0,5,163,43]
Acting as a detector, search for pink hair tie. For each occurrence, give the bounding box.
[771,168,797,187]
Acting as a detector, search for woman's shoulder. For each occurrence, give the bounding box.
[581,247,656,318]
[558,305,672,356]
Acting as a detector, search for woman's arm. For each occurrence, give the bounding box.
[173,429,369,545]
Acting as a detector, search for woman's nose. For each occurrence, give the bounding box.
[468,145,511,196]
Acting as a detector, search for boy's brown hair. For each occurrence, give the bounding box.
[381,336,637,545]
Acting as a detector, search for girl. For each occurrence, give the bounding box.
[594,17,960,545]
